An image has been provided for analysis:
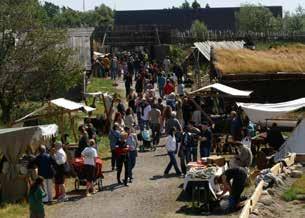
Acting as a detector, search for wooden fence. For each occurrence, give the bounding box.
[239,153,296,218]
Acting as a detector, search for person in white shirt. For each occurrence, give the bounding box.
[81,139,98,196]
[140,100,151,130]
[164,127,181,176]
[53,142,67,201]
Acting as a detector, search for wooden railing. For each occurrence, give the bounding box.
[239,153,296,218]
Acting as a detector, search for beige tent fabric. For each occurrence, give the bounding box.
[0,124,57,203]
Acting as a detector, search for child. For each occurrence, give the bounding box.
[29,177,46,218]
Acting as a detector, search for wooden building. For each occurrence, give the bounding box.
[210,45,305,103]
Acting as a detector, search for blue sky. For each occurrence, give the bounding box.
[43,0,304,12]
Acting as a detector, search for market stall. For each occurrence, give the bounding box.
[183,156,227,211]
[0,124,58,203]
[236,98,305,124]
[84,92,117,133]
[14,98,95,142]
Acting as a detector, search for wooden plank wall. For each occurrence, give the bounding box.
[239,153,296,218]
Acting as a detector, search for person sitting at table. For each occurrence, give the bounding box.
[266,123,285,151]
[229,141,253,169]
[214,167,248,213]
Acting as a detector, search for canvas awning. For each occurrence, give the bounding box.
[15,98,95,124]
[189,83,253,97]
[237,98,305,123]
[0,124,58,153]
[51,98,95,112]
[0,124,58,203]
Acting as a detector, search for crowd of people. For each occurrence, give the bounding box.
[95,51,258,213]
[28,50,288,216]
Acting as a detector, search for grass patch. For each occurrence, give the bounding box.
[86,77,124,116]
[0,202,28,218]
[282,175,305,201]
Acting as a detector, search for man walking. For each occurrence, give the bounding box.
[34,145,56,203]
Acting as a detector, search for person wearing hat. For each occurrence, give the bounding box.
[53,142,67,201]
[199,122,212,158]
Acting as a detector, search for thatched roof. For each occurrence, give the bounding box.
[213,44,305,75]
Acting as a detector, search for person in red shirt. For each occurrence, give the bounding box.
[164,80,175,95]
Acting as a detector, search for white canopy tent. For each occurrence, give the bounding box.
[0,124,58,203]
[237,98,305,123]
[50,98,95,113]
[189,83,253,97]
[14,98,95,141]
[275,119,305,161]
[15,98,95,123]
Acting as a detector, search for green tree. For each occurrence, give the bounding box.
[237,4,282,33]
[191,20,208,40]
[192,0,201,9]
[180,0,191,9]
[0,0,81,123]
[43,1,60,18]
[283,6,305,32]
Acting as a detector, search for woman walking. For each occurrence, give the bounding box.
[164,127,181,176]
[81,139,98,196]
[29,177,46,218]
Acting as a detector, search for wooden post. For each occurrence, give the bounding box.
[68,112,77,142]
[60,109,65,135]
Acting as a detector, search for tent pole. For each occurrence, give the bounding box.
[69,112,77,142]
[60,109,64,136]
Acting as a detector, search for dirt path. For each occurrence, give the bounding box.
[49,79,236,218]
[50,141,183,218]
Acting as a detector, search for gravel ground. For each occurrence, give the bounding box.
[50,141,184,218]
[49,79,238,218]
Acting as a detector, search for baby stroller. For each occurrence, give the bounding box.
[72,157,104,191]
[138,125,156,152]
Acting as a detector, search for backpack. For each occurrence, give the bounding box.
[182,132,194,148]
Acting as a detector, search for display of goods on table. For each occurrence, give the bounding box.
[187,166,218,180]
[207,155,226,166]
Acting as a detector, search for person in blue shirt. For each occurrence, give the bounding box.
[125,127,138,183]
[157,72,166,98]
[108,124,121,171]
[34,145,56,203]
[199,122,212,158]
